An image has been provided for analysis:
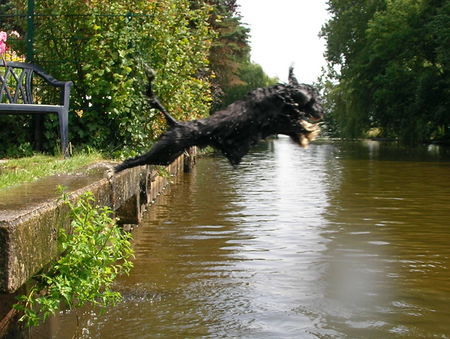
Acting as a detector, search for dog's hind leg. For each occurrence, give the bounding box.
[114,126,195,173]
[114,142,183,173]
[113,154,148,173]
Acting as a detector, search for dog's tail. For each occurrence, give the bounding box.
[288,66,300,86]
[144,65,179,127]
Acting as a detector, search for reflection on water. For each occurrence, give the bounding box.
[34,138,450,338]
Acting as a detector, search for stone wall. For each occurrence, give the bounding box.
[0,148,196,337]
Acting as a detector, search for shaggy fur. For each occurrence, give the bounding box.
[114,67,324,173]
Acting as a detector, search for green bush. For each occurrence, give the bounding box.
[13,190,134,327]
[5,0,214,156]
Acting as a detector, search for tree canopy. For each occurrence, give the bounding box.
[321,0,450,143]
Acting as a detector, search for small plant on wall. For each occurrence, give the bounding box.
[13,188,134,327]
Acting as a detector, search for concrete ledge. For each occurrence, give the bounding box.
[0,149,193,294]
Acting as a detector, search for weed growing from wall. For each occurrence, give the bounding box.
[13,190,134,327]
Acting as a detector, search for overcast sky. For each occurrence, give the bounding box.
[236,0,330,84]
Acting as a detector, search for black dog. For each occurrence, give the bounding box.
[114,67,324,173]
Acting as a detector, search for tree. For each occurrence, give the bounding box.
[320,0,450,143]
[1,0,214,157]
[363,0,450,142]
[320,0,385,138]
[191,0,252,105]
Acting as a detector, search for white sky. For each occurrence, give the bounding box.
[236,0,330,84]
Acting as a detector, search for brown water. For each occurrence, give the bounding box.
[34,138,450,338]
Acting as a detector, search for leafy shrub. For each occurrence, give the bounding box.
[13,190,134,327]
[4,0,214,156]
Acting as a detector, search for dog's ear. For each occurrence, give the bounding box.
[288,66,300,86]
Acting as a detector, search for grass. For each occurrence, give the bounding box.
[0,152,105,190]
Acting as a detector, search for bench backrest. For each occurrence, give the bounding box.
[0,62,71,106]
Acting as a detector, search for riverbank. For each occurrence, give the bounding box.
[0,152,104,190]
[0,148,197,337]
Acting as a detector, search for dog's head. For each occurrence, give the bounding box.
[277,67,324,146]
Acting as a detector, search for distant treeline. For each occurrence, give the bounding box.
[0,0,276,158]
[320,0,449,143]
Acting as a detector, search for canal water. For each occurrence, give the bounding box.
[34,137,450,338]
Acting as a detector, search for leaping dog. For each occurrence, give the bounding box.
[114,67,324,173]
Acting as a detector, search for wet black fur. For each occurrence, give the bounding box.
[114,67,324,173]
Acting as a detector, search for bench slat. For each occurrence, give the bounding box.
[0,103,65,113]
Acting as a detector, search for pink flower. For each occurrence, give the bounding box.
[0,31,7,55]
